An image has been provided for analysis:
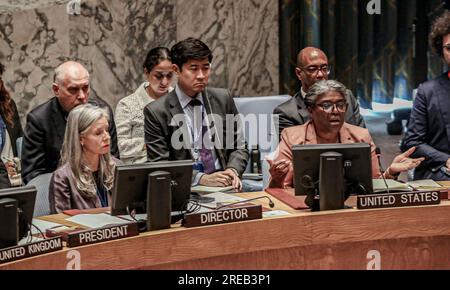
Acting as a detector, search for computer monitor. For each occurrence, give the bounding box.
[0,186,37,249]
[111,160,193,216]
[293,143,373,208]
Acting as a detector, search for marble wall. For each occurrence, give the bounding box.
[0,0,279,124]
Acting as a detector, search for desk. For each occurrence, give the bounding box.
[2,191,450,270]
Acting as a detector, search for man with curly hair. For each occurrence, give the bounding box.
[401,11,450,180]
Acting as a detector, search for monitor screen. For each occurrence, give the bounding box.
[0,186,37,246]
[111,160,193,216]
[293,143,373,197]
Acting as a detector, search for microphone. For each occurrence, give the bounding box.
[375,147,390,194]
[214,196,275,210]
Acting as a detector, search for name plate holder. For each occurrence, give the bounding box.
[357,190,442,210]
[183,205,263,228]
[0,237,63,265]
[66,222,139,248]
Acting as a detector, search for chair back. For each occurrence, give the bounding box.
[28,173,53,217]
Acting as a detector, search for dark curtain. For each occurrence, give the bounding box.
[357,1,375,108]
[334,0,358,100]
[395,0,416,100]
[279,0,302,95]
[372,0,397,104]
[279,0,443,108]
[279,0,321,96]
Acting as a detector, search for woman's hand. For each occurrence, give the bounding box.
[388,147,425,176]
[268,159,291,187]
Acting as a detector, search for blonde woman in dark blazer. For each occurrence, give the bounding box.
[49,104,119,213]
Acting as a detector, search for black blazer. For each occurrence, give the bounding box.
[0,99,23,188]
[401,73,450,180]
[21,97,119,184]
[273,87,366,138]
[144,87,249,176]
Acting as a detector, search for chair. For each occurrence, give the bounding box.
[234,95,292,188]
[386,89,417,135]
[27,173,53,217]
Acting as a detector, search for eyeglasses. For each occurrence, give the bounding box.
[443,45,450,52]
[299,65,331,76]
[316,101,348,113]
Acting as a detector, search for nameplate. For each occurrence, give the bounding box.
[183,205,262,228]
[357,190,441,210]
[66,223,139,248]
[0,237,63,265]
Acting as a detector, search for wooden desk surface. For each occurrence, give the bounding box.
[2,189,450,270]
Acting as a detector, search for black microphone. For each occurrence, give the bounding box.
[375,147,390,194]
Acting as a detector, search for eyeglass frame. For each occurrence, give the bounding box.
[443,44,450,52]
[315,101,348,113]
[298,64,331,76]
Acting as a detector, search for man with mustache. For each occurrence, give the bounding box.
[274,47,365,139]
[144,38,248,191]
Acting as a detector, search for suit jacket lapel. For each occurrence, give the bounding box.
[168,90,191,153]
[294,90,310,124]
[437,74,450,145]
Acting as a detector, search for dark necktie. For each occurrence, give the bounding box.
[189,99,216,174]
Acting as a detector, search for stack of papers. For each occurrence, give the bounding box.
[372,179,413,193]
[66,213,131,228]
[406,179,443,190]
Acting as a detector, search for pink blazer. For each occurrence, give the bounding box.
[272,121,382,188]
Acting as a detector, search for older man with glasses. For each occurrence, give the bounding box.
[274,47,365,139]
[268,80,423,189]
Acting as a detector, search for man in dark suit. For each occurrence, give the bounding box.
[144,38,248,190]
[274,47,365,138]
[401,11,450,180]
[22,61,119,184]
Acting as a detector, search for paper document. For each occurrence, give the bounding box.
[189,192,247,213]
[191,185,234,194]
[31,219,64,235]
[406,179,443,190]
[263,210,291,218]
[373,179,413,193]
[66,213,130,228]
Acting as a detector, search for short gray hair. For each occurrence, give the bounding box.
[304,80,347,107]
[60,104,115,199]
[54,61,90,85]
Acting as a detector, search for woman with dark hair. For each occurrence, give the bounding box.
[0,62,24,188]
[115,47,174,164]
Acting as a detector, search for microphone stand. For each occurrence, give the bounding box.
[375,147,390,194]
